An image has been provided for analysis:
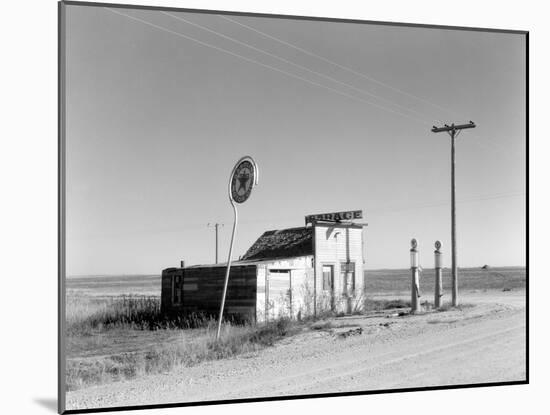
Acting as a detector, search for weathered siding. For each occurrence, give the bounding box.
[256,265,267,322]
[160,223,365,322]
[314,225,364,313]
[255,256,314,322]
[161,265,257,322]
[160,268,176,314]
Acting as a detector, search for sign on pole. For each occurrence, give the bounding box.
[216,156,259,340]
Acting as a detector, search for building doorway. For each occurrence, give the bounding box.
[267,269,292,319]
[322,264,335,311]
[341,262,356,313]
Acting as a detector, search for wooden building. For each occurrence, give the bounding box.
[161,211,366,322]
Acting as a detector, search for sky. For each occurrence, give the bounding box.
[64,4,526,276]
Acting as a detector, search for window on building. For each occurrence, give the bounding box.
[340,262,355,294]
[172,274,183,305]
[322,265,334,291]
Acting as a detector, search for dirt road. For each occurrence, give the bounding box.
[66,291,526,410]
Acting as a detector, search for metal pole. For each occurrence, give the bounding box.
[216,155,258,340]
[216,201,237,340]
[434,241,443,309]
[451,130,458,306]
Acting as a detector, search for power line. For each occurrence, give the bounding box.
[105,8,432,127]
[219,14,464,119]
[69,190,524,241]
[219,15,515,155]
[108,8,517,158]
[368,191,525,215]
[161,11,441,125]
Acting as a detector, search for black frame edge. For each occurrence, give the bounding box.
[58,1,67,413]
[525,30,529,385]
[62,380,529,414]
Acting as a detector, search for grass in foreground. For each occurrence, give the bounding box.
[66,318,297,391]
[67,295,192,335]
[65,293,476,392]
[65,294,402,391]
[66,295,302,391]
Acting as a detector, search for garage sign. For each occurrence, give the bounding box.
[305,210,362,225]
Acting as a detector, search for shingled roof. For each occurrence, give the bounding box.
[241,226,313,261]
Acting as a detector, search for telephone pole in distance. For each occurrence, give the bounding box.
[207,223,224,263]
[431,121,476,307]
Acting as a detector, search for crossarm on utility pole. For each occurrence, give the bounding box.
[431,121,476,133]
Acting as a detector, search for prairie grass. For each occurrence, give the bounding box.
[66,266,524,392]
[365,267,526,296]
[66,294,298,391]
[65,293,474,391]
[66,317,297,391]
[66,295,212,335]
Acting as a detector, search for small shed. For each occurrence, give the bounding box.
[161,212,366,322]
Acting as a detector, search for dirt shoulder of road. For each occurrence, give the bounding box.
[66,290,526,411]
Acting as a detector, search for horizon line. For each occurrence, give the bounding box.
[66,264,526,278]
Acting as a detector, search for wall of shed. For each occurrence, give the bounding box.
[314,225,364,313]
[161,265,257,322]
[256,256,314,322]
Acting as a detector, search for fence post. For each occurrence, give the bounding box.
[410,239,420,313]
[434,241,443,308]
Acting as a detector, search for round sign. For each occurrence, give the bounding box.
[435,240,442,250]
[230,160,255,203]
[411,238,418,249]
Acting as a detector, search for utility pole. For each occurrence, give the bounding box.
[207,223,224,263]
[431,121,476,307]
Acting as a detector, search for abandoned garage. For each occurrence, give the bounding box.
[161,211,366,322]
